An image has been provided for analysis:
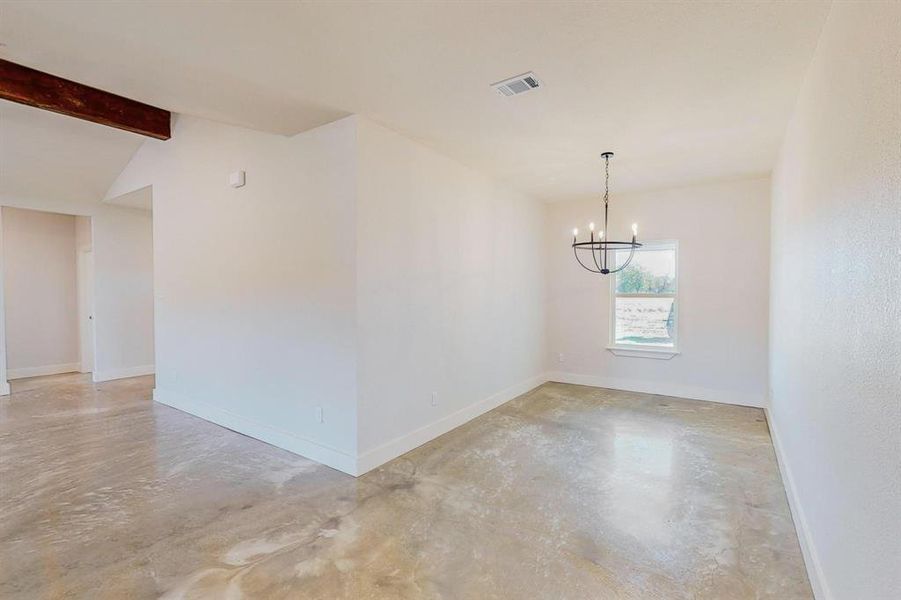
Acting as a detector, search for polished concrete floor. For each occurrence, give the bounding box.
[0,373,812,599]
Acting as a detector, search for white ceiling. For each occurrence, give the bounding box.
[0,1,830,202]
[0,101,144,205]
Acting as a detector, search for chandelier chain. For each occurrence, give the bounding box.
[604,153,610,206]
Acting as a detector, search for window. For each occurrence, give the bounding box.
[609,241,678,358]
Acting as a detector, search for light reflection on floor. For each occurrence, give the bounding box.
[0,375,811,599]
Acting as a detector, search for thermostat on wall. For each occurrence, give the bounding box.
[228,170,246,188]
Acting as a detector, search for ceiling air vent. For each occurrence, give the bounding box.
[491,72,541,97]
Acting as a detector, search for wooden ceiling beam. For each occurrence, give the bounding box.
[0,59,170,140]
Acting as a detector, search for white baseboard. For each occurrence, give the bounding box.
[93,364,155,382]
[356,373,549,475]
[0,380,9,396]
[7,362,80,380]
[153,388,358,476]
[546,371,765,408]
[765,407,831,600]
[148,373,760,480]
[154,375,548,478]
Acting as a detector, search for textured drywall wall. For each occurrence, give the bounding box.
[769,3,901,598]
[354,118,546,467]
[109,115,360,472]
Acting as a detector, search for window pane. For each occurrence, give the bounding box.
[614,297,676,346]
[615,248,676,294]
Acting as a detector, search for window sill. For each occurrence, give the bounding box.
[606,345,680,360]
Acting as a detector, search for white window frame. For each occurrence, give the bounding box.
[607,239,680,359]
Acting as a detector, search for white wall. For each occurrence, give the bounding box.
[1,207,80,378]
[545,176,771,407]
[110,115,360,473]
[109,114,546,475]
[354,119,546,470]
[91,207,154,381]
[0,196,156,389]
[768,3,900,599]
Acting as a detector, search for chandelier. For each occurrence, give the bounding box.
[572,152,640,275]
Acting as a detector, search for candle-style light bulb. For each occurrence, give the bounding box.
[599,230,604,239]
[589,222,595,231]
[573,228,578,238]
[631,223,638,236]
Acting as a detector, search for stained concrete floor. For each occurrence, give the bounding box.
[0,373,811,599]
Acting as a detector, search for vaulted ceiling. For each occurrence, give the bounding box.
[0,1,830,204]
[0,101,144,206]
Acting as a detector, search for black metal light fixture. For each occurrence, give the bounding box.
[572,152,641,274]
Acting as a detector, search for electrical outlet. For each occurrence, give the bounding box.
[431,392,438,407]
[558,353,565,363]
[316,406,324,423]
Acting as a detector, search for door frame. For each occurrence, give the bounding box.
[77,246,95,373]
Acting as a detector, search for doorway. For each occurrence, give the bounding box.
[1,207,94,381]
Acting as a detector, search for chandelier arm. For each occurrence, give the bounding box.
[608,245,637,274]
[573,247,602,273]
[591,243,602,272]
